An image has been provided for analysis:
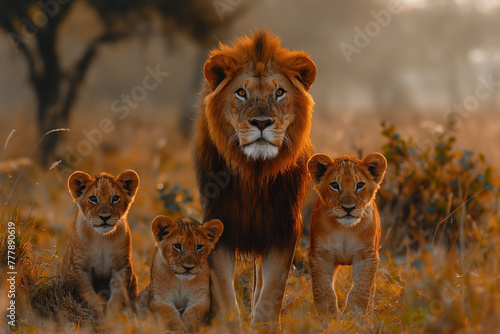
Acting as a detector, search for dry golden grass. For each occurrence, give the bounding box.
[1,110,499,333]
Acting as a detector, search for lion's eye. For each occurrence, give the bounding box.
[330,182,340,192]
[89,195,98,204]
[356,182,366,191]
[235,88,246,99]
[196,244,204,252]
[173,243,182,252]
[276,88,286,99]
[111,195,120,204]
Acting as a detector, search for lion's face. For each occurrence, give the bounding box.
[202,31,316,163]
[308,153,387,227]
[225,70,296,160]
[68,170,140,234]
[151,216,223,280]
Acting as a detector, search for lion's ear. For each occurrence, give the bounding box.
[202,219,224,244]
[68,171,92,200]
[307,154,334,185]
[361,153,387,185]
[203,54,236,91]
[151,216,177,243]
[288,54,316,91]
[116,170,140,199]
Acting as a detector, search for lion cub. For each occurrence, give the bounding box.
[138,216,223,331]
[60,170,140,316]
[307,153,387,316]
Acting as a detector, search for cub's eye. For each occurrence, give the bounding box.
[276,88,286,99]
[330,182,340,192]
[111,195,120,204]
[89,195,98,204]
[196,244,204,252]
[173,243,182,252]
[356,182,366,191]
[235,88,246,99]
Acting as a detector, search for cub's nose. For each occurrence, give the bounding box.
[98,214,112,222]
[182,264,195,272]
[341,205,356,214]
[249,118,275,131]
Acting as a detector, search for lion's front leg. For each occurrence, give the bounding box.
[150,297,185,331]
[344,254,379,315]
[251,256,263,320]
[251,240,297,331]
[182,297,210,331]
[72,266,107,315]
[209,245,240,324]
[107,265,136,316]
[309,249,340,317]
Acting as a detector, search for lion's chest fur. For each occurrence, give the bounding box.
[316,227,364,265]
[70,217,130,288]
[197,152,309,255]
[311,202,380,265]
[87,237,115,279]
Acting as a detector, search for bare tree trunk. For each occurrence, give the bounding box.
[1,2,129,166]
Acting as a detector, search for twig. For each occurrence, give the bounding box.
[5,129,69,206]
[28,160,62,221]
[433,184,494,233]
[381,272,403,303]
[0,130,16,194]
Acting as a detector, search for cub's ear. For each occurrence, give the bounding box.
[361,153,387,185]
[68,171,92,201]
[116,170,140,199]
[202,219,224,244]
[287,54,316,91]
[203,54,237,91]
[151,216,177,243]
[307,154,334,185]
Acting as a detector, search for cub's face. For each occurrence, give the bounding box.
[308,153,387,227]
[68,170,140,234]
[151,216,223,280]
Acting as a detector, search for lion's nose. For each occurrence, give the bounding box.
[249,118,275,130]
[182,264,195,271]
[99,214,112,222]
[341,205,356,214]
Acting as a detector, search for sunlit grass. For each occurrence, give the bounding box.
[1,111,499,332]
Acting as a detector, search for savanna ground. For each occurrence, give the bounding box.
[1,108,499,333]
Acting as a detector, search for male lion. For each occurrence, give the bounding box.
[192,30,316,328]
[307,153,387,317]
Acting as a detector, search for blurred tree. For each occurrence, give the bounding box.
[152,0,247,137]
[0,0,148,165]
[0,0,245,165]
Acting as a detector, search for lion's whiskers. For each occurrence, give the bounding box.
[283,133,293,152]
[228,131,239,147]
[326,208,338,218]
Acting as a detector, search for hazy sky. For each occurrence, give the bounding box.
[1,0,500,117]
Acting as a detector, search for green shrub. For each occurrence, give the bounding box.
[378,123,497,253]
[157,183,194,215]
